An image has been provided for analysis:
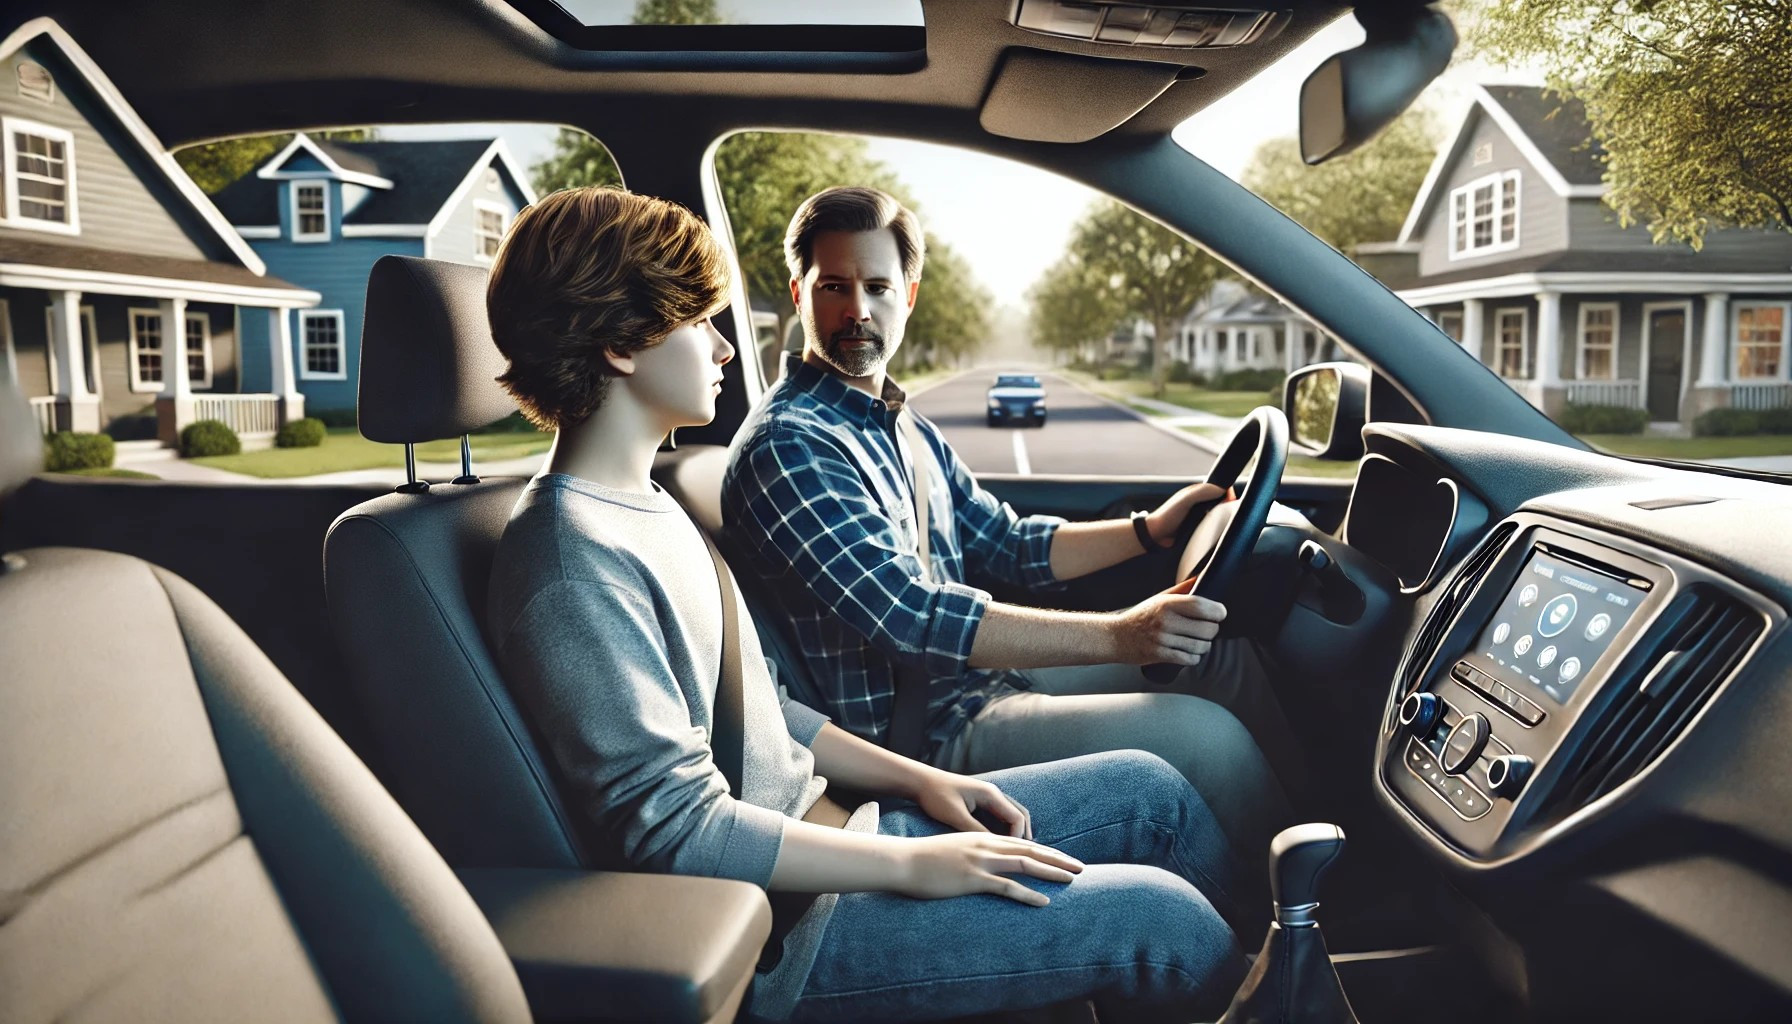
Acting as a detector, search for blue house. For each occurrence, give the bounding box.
[212,133,536,415]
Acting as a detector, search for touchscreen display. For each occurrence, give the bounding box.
[1468,549,1648,705]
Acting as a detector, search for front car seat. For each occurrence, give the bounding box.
[0,371,531,1023]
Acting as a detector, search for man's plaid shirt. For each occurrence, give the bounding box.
[722,356,1065,758]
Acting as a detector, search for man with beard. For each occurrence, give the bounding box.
[722,187,1293,872]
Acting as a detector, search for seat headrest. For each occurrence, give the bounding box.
[1,373,44,501]
[358,255,518,444]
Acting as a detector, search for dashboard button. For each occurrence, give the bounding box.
[1399,691,1442,736]
[1441,714,1490,775]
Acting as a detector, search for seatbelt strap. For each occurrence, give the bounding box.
[886,411,934,761]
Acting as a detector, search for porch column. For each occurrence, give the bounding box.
[156,297,194,445]
[268,308,305,422]
[1698,292,1729,385]
[1461,299,1484,364]
[1535,291,1562,386]
[1284,319,1303,374]
[48,289,100,432]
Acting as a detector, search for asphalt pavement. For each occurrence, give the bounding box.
[908,370,1220,477]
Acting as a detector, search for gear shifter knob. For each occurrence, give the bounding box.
[1270,823,1346,924]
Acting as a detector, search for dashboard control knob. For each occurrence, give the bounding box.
[1441,713,1490,775]
[1398,692,1441,735]
[1486,753,1534,797]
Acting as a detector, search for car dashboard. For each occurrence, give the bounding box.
[1319,423,1792,1018]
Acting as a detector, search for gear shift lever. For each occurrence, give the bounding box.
[1217,823,1360,1024]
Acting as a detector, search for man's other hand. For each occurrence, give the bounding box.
[1145,481,1230,548]
[1110,577,1226,666]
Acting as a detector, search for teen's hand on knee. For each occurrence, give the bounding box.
[899,833,1084,906]
[912,768,1032,839]
[1109,580,1226,667]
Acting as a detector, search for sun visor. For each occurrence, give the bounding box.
[980,48,1185,143]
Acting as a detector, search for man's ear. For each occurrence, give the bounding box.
[788,277,803,310]
[905,278,920,310]
[602,347,636,377]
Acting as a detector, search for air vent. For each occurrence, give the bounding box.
[1398,522,1517,698]
[1549,586,1762,814]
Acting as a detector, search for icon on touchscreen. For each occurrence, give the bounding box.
[1519,584,1539,607]
[1559,657,1582,682]
[1493,622,1511,645]
[1585,613,1611,640]
[1513,634,1533,656]
[1538,594,1577,638]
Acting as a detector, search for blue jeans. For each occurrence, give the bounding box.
[789,751,1250,1023]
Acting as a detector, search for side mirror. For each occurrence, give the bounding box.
[1283,362,1369,459]
[1299,6,1456,164]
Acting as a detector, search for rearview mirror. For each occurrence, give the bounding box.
[1283,362,1369,459]
[1299,6,1455,164]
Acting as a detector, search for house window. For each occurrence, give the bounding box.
[292,181,329,241]
[128,309,213,391]
[2,117,77,233]
[474,201,508,261]
[1578,303,1618,380]
[1734,304,1789,381]
[484,166,501,191]
[1496,308,1528,379]
[1448,170,1520,259]
[300,310,347,379]
[1437,310,1464,343]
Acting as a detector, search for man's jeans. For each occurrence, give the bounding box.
[789,751,1250,1023]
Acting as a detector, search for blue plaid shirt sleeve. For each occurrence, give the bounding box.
[734,427,992,738]
[926,418,1066,591]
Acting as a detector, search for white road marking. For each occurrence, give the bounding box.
[1011,429,1032,475]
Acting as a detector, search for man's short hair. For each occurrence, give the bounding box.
[783,186,925,285]
[487,186,729,430]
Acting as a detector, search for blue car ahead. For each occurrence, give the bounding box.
[986,373,1046,427]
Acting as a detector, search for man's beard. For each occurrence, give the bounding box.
[817,325,888,378]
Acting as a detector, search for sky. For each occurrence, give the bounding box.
[377,10,1542,307]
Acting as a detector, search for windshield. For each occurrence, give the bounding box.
[1174,2,1792,478]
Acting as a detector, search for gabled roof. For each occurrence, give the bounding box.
[0,18,269,277]
[1180,279,1298,326]
[214,136,537,231]
[256,134,394,189]
[1398,84,1608,244]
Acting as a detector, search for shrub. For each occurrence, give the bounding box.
[1757,406,1792,433]
[1212,368,1286,392]
[1559,402,1648,435]
[1098,364,1137,381]
[103,406,159,441]
[181,419,241,457]
[1693,408,1761,437]
[1166,361,1208,386]
[43,431,115,471]
[310,407,359,429]
[275,416,326,448]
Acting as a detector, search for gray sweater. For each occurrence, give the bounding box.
[487,473,876,1018]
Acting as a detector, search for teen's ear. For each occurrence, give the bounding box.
[602,347,637,377]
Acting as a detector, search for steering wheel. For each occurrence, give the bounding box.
[1143,405,1288,684]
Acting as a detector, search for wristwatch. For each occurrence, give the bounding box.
[1130,509,1160,553]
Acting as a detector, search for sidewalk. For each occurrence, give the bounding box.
[115,447,548,486]
[1058,376,1239,455]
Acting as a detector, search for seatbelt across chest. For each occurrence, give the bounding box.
[886,410,934,761]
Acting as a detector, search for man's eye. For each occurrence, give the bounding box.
[866,285,889,295]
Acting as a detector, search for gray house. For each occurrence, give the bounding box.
[1380,84,1792,427]
[1170,280,1336,376]
[0,19,318,444]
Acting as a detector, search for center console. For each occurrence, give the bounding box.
[1378,513,1771,861]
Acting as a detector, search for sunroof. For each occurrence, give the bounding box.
[559,0,923,28]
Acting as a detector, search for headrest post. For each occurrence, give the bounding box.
[452,434,480,486]
[396,442,430,495]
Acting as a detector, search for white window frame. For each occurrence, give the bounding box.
[183,310,213,390]
[1,116,79,235]
[290,180,330,242]
[473,199,508,263]
[1576,302,1620,381]
[1732,301,1792,382]
[127,306,165,393]
[1495,307,1530,380]
[483,166,501,191]
[43,304,100,397]
[298,309,348,381]
[1447,170,1521,260]
[1436,310,1464,344]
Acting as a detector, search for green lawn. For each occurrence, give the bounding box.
[1179,425,1361,479]
[1580,433,1792,461]
[1095,378,1270,418]
[53,466,160,480]
[193,428,553,479]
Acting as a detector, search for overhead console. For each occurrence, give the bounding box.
[1378,512,1776,862]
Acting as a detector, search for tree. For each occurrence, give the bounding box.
[1067,200,1224,395]
[901,238,991,372]
[1027,254,1122,364]
[1458,0,1792,246]
[631,0,721,23]
[1242,110,1438,254]
[174,128,373,194]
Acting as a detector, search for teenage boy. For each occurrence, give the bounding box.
[484,186,1249,1022]
[722,186,1292,868]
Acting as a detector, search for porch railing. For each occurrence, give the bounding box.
[1565,379,1641,408]
[28,396,56,436]
[1502,378,1545,409]
[1729,382,1792,410]
[192,394,281,437]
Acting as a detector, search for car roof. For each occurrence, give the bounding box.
[25,0,1353,150]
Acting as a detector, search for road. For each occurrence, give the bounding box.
[908,371,1218,477]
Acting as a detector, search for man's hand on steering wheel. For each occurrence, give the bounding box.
[1109,577,1227,667]
[1143,482,1232,550]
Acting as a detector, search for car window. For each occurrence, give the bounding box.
[1174,8,1792,479]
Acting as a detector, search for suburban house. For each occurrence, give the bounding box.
[0,20,319,445]
[1375,84,1792,427]
[211,132,536,415]
[1170,279,1337,377]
